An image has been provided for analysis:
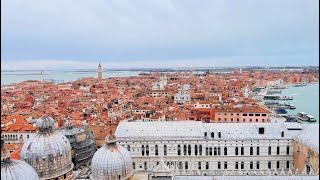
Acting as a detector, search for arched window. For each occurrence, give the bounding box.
[164,145,167,156]
[241,147,244,155]
[188,145,191,155]
[146,145,149,156]
[235,147,239,155]
[281,131,284,137]
[211,132,214,138]
[286,146,290,155]
[224,147,227,155]
[199,145,202,155]
[209,147,212,155]
[141,145,145,156]
[250,147,253,155]
[218,132,221,138]
[155,145,158,156]
[204,132,207,137]
[268,146,272,155]
[127,145,130,151]
[133,162,135,169]
[277,146,280,155]
[213,147,217,155]
[178,145,181,155]
[195,145,198,155]
[218,147,221,155]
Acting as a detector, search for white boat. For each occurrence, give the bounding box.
[306,115,316,122]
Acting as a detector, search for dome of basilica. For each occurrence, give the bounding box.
[1,137,39,180]
[20,115,73,179]
[91,134,133,180]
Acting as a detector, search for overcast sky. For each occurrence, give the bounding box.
[1,0,319,70]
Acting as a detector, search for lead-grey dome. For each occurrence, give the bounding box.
[20,115,73,179]
[91,135,133,180]
[1,159,40,180]
[1,137,39,180]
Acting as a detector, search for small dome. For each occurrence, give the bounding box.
[1,160,40,180]
[20,115,73,179]
[35,115,55,130]
[91,135,133,180]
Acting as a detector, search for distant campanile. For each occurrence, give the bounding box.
[98,62,102,79]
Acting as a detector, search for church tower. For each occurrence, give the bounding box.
[98,62,102,79]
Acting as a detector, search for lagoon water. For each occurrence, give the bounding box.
[1,70,142,85]
[280,83,319,121]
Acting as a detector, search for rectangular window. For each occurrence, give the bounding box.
[224,162,227,169]
[183,145,186,155]
[277,161,280,169]
[235,162,238,169]
[268,161,271,169]
[286,161,290,169]
[218,147,221,155]
[243,114,247,116]
[218,162,221,169]
[262,114,267,116]
[214,147,217,155]
[250,147,253,155]
[250,162,253,169]
[198,162,201,170]
[241,162,244,169]
[224,147,227,155]
[257,147,260,155]
[255,114,260,116]
[188,145,191,155]
[142,145,145,156]
[206,162,209,170]
[235,147,238,155]
[286,146,290,155]
[249,114,254,116]
[241,147,244,155]
[257,162,260,169]
[185,162,188,169]
[277,146,280,155]
[178,145,181,156]
[199,145,202,155]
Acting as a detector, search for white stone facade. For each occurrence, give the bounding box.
[114,121,314,176]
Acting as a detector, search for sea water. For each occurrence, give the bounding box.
[1,70,143,85]
[280,83,319,121]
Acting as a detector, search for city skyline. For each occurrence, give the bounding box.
[1,0,319,70]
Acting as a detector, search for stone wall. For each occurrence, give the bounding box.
[293,140,319,174]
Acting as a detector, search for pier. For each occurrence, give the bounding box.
[263,95,293,100]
